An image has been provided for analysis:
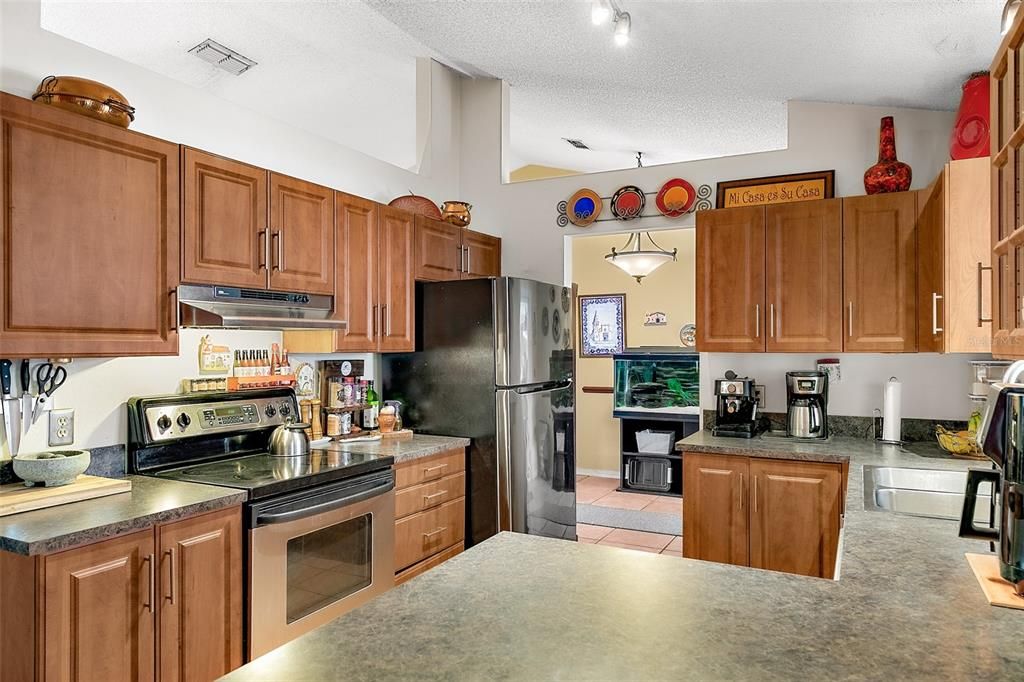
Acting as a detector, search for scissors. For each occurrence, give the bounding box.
[32,363,67,424]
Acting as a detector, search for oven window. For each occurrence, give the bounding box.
[286,513,373,623]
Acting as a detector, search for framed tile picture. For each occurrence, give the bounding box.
[579,294,626,357]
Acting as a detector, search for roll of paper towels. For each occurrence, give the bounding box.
[882,376,902,442]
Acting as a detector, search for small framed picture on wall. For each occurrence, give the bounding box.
[579,294,626,357]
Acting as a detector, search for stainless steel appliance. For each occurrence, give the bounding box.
[712,371,761,438]
[961,360,1024,595]
[382,277,575,546]
[786,370,829,439]
[177,284,346,330]
[127,388,394,660]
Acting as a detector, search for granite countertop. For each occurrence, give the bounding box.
[222,439,1023,681]
[0,476,246,556]
[677,430,954,464]
[314,434,470,464]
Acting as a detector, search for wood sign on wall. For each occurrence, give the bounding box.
[716,170,835,208]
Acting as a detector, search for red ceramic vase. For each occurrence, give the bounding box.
[864,116,912,194]
[950,71,991,160]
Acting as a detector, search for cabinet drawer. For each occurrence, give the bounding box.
[395,497,465,571]
[394,542,464,586]
[394,449,465,489]
[395,471,466,519]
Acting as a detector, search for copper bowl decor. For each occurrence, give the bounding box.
[441,201,473,227]
[32,76,135,128]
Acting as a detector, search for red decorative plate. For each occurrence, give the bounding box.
[655,178,696,217]
[388,194,442,219]
[567,189,602,227]
[611,185,645,221]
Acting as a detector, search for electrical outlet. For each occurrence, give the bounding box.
[754,385,766,408]
[48,408,74,447]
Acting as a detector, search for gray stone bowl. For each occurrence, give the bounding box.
[13,450,91,487]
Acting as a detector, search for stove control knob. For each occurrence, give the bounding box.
[156,414,172,432]
[265,404,277,418]
[177,413,192,429]
[279,403,291,418]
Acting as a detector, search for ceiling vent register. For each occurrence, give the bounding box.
[189,38,257,76]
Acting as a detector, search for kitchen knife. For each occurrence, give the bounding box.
[0,359,21,458]
[20,360,32,436]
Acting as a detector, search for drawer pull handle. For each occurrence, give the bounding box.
[143,553,155,612]
[423,463,448,478]
[423,490,448,505]
[423,527,447,541]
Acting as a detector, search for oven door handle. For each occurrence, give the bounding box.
[254,477,394,526]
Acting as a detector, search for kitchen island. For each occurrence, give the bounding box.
[223,436,1024,681]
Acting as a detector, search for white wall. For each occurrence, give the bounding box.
[699,353,986,421]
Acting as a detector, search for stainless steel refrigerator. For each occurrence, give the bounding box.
[381,277,576,547]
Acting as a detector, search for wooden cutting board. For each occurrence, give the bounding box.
[0,475,132,517]
[966,553,1024,611]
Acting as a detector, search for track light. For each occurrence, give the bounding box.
[592,0,613,26]
[1004,0,1021,34]
[614,11,631,46]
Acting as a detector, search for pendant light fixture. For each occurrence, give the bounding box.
[591,0,632,45]
[605,231,677,283]
[592,0,613,25]
[613,11,632,46]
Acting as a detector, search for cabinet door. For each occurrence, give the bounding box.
[843,192,918,352]
[414,216,461,281]
[461,229,502,279]
[379,206,416,352]
[158,507,243,682]
[748,459,841,579]
[182,148,268,289]
[682,453,749,566]
[944,158,992,353]
[334,193,379,351]
[917,181,945,353]
[269,173,334,294]
[765,200,842,351]
[43,530,155,682]
[0,93,179,357]
[696,206,766,352]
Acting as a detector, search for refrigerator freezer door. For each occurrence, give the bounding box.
[496,382,576,540]
[495,278,574,388]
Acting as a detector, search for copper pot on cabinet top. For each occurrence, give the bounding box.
[441,201,473,227]
[32,76,136,128]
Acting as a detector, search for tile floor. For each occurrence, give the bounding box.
[576,475,682,557]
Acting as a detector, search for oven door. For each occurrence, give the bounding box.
[248,469,395,659]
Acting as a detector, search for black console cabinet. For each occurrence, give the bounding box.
[618,414,698,497]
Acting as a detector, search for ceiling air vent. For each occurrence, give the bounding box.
[189,38,257,76]
[563,138,590,150]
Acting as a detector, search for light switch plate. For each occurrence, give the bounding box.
[754,385,766,409]
[48,408,74,447]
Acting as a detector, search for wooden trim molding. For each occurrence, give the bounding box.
[581,386,614,394]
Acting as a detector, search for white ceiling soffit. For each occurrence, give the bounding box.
[365,0,1003,174]
[40,0,435,171]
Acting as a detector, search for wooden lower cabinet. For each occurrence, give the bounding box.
[392,449,467,581]
[0,507,242,682]
[682,452,844,579]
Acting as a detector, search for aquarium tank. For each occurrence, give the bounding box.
[613,349,699,418]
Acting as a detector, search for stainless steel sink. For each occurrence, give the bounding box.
[863,465,995,523]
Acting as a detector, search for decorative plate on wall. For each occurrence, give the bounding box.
[611,185,646,221]
[388,194,442,219]
[566,189,602,227]
[655,178,696,217]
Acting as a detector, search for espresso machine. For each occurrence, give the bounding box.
[785,371,829,439]
[960,360,1024,595]
[712,371,761,438]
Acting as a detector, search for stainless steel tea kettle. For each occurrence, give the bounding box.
[268,421,311,457]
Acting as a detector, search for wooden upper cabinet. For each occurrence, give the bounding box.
[414,216,462,281]
[43,530,156,682]
[696,206,766,352]
[461,229,502,279]
[158,508,243,682]
[0,92,179,357]
[682,453,749,566]
[379,206,416,352]
[269,173,334,294]
[182,148,268,289]
[748,458,842,579]
[333,192,379,352]
[843,191,918,352]
[765,200,842,352]
[917,180,945,353]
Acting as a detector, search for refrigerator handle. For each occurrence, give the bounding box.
[511,378,573,395]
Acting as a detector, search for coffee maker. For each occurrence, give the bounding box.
[712,371,761,438]
[961,360,1024,595]
[786,371,829,439]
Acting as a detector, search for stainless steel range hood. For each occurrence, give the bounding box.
[177,285,346,330]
